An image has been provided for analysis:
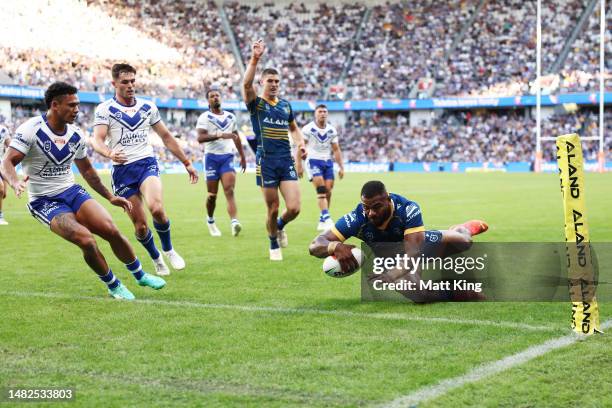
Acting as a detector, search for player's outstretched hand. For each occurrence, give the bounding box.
[110,195,132,213]
[186,164,199,184]
[11,176,28,198]
[338,168,344,180]
[109,148,128,164]
[334,243,359,273]
[240,156,247,173]
[252,39,265,60]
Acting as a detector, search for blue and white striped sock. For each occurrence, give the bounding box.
[137,229,161,260]
[125,258,144,281]
[99,269,120,290]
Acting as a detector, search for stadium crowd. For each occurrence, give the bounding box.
[225,1,366,100]
[2,103,608,166]
[1,0,608,100]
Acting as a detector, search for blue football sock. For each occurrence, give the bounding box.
[277,217,287,231]
[269,235,280,250]
[153,220,173,252]
[137,229,161,260]
[125,258,144,281]
[321,209,330,221]
[207,216,215,224]
[99,269,120,290]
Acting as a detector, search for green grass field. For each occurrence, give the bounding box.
[0,172,610,407]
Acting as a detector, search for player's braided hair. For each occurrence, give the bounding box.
[44,82,77,109]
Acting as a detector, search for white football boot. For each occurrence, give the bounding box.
[207,222,222,237]
[164,249,186,270]
[231,220,242,237]
[153,256,170,276]
[269,248,283,261]
[277,229,288,248]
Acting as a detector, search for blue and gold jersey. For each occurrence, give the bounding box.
[247,96,294,159]
[331,193,425,243]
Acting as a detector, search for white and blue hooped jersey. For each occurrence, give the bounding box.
[10,115,87,201]
[93,97,161,165]
[301,121,338,161]
[0,125,9,157]
[195,110,237,155]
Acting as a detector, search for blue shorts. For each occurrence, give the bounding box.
[256,154,297,188]
[308,159,334,180]
[111,157,160,198]
[27,184,92,227]
[205,153,235,181]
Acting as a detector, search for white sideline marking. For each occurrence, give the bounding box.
[383,319,611,408]
[0,290,560,332]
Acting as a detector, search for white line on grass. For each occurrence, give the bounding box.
[1,290,561,332]
[382,319,611,408]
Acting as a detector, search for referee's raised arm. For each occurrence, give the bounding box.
[242,39,265,105]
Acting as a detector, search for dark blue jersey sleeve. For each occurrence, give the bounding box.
[246,96,261,114]
[331,204,365,241]
[402,201,425,235]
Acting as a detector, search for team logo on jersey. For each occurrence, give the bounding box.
[114,111,123,119]
[284,106,290,114]
[68,142,77,153]
[365,231,374,241]
[43,141,52,152]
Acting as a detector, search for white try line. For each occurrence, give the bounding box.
[0,290,561,332]
[382,319,611,408]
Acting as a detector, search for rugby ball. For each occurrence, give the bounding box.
[323,248,363,278]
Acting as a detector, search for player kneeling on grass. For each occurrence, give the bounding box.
[309,180,488,302]
[0,82,165,300]
[196,87,247,237]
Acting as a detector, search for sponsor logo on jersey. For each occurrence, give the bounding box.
[263,117,289,126]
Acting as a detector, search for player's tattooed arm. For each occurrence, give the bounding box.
[152,121,199,184]
[92,124,127,163]
[242,39,264,104]
[1,147,27,197]
[74,158,132,212]
[74,157,113,200]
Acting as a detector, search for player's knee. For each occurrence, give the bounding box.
[74,231,97,251]
[149,202,165,220]
[286,204,300,218]
[102,222,122,241]
[207,193,217,203]
[134,222,149,238]
[316,185,327,195]
[223,185,234,197]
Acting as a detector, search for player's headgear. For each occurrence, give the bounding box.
[44,82,78,109]
[111,63,137,79]
[361,180,387,199]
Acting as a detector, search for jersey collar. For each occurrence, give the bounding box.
[113,96,137,107]
[262,96,278,107]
